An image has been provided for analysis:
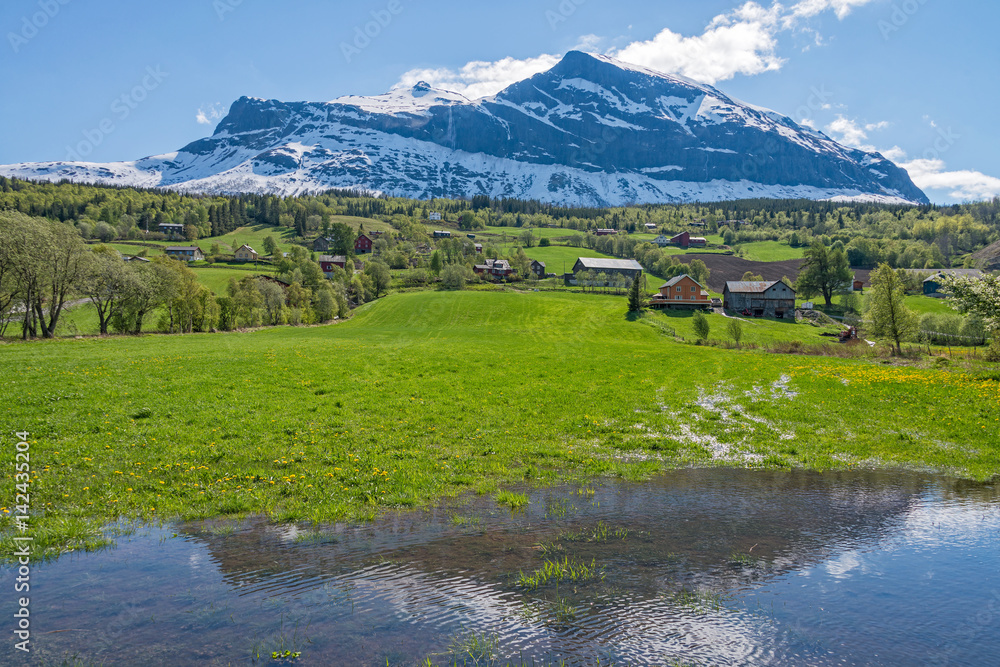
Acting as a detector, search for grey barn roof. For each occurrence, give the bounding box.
[725,280,789,294]
[921,269,985,282]
[575,258,643,271]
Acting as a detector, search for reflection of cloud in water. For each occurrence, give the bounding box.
[329,559,781,666]
[824,550,862,579]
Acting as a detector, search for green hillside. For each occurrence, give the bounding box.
[2,290,997,558]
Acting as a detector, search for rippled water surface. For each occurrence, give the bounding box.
[3,468,999,666]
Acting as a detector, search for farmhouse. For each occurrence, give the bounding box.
[474,258,515,281]
[474,243,483,254]
[922,269,984,296]
[234,245,258,262]
[355,234,373,254]
[645,223,658,232]
[530,260,546,279]
[572,257,643,282]
[433,230,451,239]
[595,229,618,236]
[429,212,442,221]
[319,255,348,276]
[723,280,796,318]
[313,236,335,252]
[650,275,711,309]
[158,223,185,239]
[661,231,707,249]
[165,246,204,262]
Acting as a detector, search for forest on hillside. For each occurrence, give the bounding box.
[2,176,998,270]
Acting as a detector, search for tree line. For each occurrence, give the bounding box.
[0,211,357,339]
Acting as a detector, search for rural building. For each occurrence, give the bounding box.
[355,234,373,254]
[474,243,483,254]
[654,235,672,247]
[165,246,204,262]
[572,257,643,282]
[319,255,348,275]
[429,212,442,221]
[644,223,658,232]
[234,245,258,262]
[595,229,618,236]
[922,269,985,296]
[662,231,707,249]
[650,275,711,309]
[313,236,335,252]
[853,279,865,292]
[473,258,516,281]
[530,260,546,278]
[433,230,451,239]
[723,280,796,318]
[158,223,186,238]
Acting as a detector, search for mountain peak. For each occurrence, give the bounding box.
[0,55,929,205]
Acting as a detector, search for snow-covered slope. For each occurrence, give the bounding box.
[0,51,929,205]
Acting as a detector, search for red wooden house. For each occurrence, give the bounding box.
[319,255,348,275]
[354,234,373,254]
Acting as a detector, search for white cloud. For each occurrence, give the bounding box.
[880,145,908,162]
[394,54,561,100]
[898,156,1000,201]
[612,16,785,84]
[393,0,880,96]
[824,114,888,151]
[196,103,226,125]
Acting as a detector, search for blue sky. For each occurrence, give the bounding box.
[1,0,997,204]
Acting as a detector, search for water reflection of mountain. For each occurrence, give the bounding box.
[184,469,935,594]
[9,468,989,667]
[173,469,994,664]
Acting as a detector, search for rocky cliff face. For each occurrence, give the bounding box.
[0,51,928,205]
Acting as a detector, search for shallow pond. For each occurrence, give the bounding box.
[3,468,999,666]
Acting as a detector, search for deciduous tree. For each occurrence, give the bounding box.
[866,263,918,355]
[795,241,852,307]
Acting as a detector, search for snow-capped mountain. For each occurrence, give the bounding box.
[0,51,928,205]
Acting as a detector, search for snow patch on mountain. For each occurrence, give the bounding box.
[0,51,928,206]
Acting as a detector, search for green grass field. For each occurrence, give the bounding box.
[192,264,278,295]
[481,225,584,241]
[737,241,806,262]
[2,290,997,559]
[905,294,961,316]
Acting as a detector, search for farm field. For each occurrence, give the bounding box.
[191,264,278,295]
[737,241,806,262]
[905,294,961,315]
[481,225,584,241]
[2,290,998,559]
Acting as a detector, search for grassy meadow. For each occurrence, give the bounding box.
[737,241,806,262]
[2,290,998,559]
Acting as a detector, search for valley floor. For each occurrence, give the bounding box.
[2,290,998,559]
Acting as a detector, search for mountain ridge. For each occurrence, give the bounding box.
[0,51,929,206]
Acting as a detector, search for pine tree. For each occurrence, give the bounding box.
[626,277,644,313]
